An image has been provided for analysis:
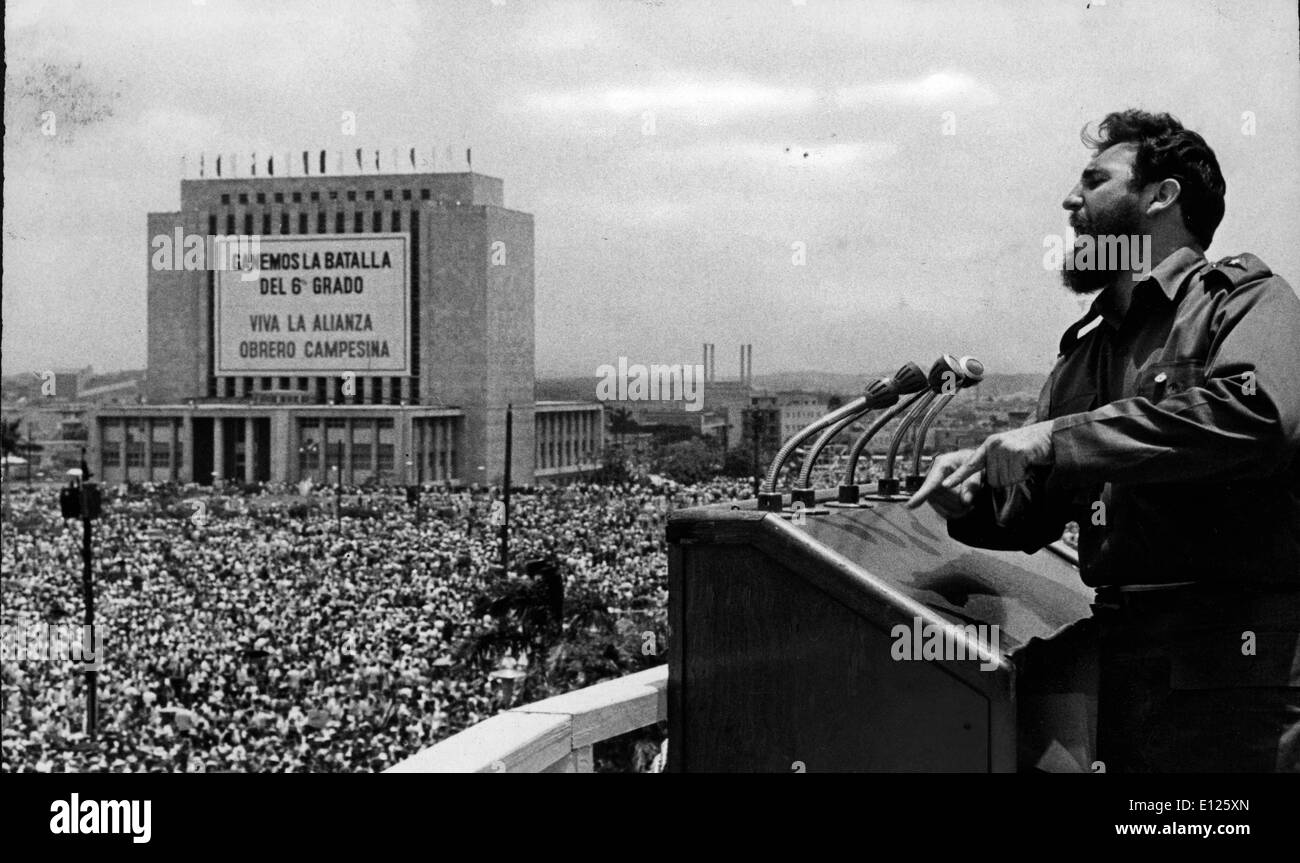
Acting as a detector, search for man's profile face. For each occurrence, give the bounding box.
[1060,142,1147,294]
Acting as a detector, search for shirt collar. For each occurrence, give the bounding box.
[1092,245,1207,328]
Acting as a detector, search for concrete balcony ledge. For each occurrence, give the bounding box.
[385,665,667,774]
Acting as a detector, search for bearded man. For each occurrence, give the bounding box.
[909,109,1300,772]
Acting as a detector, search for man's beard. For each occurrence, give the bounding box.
[1060,197,1144,295]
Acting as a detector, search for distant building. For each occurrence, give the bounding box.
[774,391,829,441]
[87,165,600,486]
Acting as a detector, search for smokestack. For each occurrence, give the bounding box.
[748,344,753,384]
[711,344,716,382]
[703,343,709,382]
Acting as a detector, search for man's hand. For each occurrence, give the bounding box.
[941,421,1055,490]
[906,449,983,517]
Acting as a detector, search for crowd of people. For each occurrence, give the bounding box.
[2,477,753,773]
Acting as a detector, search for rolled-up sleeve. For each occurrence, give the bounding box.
[1050,275,1300,488]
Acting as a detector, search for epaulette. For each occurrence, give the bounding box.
[1203,253,1272,291]
[1057,309,1104,357]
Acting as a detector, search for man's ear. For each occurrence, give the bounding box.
[1145,178,1182,218]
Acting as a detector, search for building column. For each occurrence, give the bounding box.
[438,420,447,481]
[343,419,354,486]
[434,421,444,480]
[371,418,380,479]
[410,419,421,484]
[445,419,455,481]
[213,418,225,484]
[169,419,178,481]
[582,412,589,464]
[318,422,327,483]
[270,411,290,484]
[181,415,194,483]
[120,423,130,483]
[235,377,247,399]
[143,418,154,478]
[244,416,256,484]
[400,377,412,404]
[89,417,104,482]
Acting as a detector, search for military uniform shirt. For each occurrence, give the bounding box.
[949,246,1300,588]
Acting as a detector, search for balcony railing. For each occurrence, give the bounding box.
[385,665,667,773]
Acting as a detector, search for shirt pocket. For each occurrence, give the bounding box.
[1135,358,1206,404]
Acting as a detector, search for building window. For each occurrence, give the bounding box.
[310,191,320,202]
[402,189,412,201]
[103,447,121,468]
[391,211,401,231]
[328,191,338,200]
[354,212,364,232]
[279,212,289,234]
[421,189,431,200]
[373,211,382,232]
[346,191,356,201]
[292,192,302,203]
[226,214,236,234]
[261,213,271,234]
[298,213,308,234]
[383,189,393,201]
[255,193,265,204]
[274,192,284,203]
[238,193,249,204]
[244,213,254,235]
[317,212,327,233]
[335,212,345,233]
[220,194,231,204]
[364,190,375,201]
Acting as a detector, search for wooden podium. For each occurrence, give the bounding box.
[667,493,1097,772]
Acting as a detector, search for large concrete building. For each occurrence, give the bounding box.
[90,166,601,487]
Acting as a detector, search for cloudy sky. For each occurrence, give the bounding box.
[4,0,1297,381]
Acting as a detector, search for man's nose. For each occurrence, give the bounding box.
[1062,185,1083,212]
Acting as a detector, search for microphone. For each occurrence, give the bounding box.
[789,362,926,508]
[905,356,984,490]
[758,362,926,512]
[876,355,981,498]
[838,355,952,502]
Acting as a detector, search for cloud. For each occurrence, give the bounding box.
[515,79,819,121]
[835,72,999,109]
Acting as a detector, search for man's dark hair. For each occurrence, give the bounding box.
[1082,109,1226,248]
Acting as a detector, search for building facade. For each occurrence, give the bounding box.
[89,167,601,487]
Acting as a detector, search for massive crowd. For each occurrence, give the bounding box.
[2,478,753,773]
[2,470,1072,773]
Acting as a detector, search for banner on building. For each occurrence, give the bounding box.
[214,234,410,375]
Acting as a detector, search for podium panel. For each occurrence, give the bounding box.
[667,495,1096,772]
